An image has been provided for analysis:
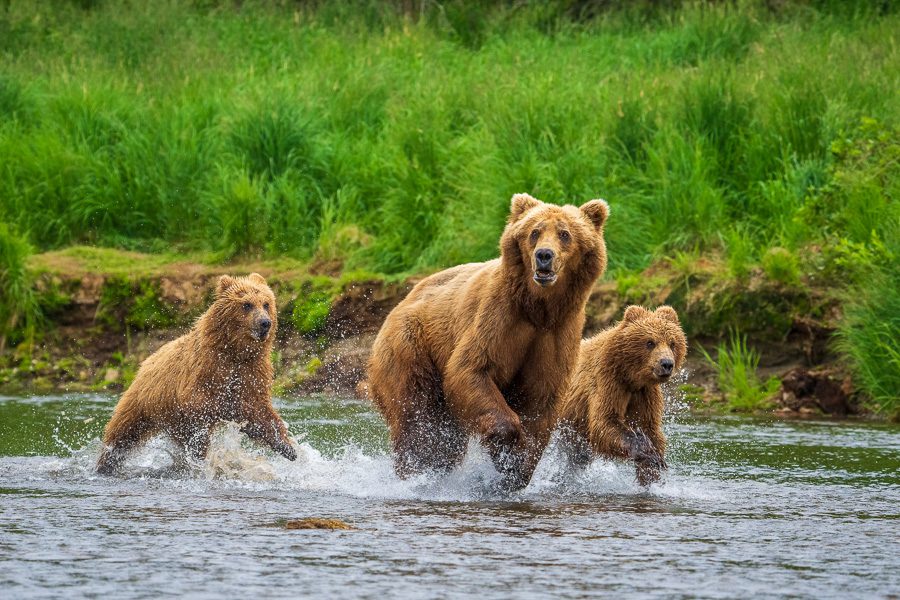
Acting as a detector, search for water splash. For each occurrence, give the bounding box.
[38,422,727,504]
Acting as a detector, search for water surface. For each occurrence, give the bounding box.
[1,393,898,598]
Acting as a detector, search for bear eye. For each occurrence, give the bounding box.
[263,302,270,311]
[529,229,540,244]
[669,340,676,350]
[242,302,253,312]
[646,340,656,350]
[559,230,571,243]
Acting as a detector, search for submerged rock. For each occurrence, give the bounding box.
[284,518,355,531]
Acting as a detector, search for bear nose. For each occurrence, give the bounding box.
[659,358,674,375]
[258,318,272,333]
[535,248,554,270]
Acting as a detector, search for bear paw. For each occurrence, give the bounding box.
[477,412,524,453]
[276,442,298,462]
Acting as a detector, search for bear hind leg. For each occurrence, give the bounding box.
[392,402,467,479]
[96,412,153,475]
[381,366,466,479]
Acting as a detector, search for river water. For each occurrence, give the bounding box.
[0,393,898,599]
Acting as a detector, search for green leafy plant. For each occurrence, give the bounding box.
[724,228,755,281]
[215,171,269,260]
[97,278,178,331]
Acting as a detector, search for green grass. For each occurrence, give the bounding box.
[1,1,896,272]
[837,268,900,421]
[827,119,900,419]
[701,331,781,412]
[0,0,898,409]
[0,223,39,356]
[761,247,801,287]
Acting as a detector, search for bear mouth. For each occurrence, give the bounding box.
[653,370,672,381]
[533,270,558,286]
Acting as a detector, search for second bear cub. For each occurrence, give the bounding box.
[97,273,297,474]
[557,305,687,485]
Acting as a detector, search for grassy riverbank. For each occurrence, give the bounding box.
[0,1,897,416]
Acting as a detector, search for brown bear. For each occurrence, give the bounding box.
[96,273,297,474]
[557,305,687,486]
[367,193,609,489]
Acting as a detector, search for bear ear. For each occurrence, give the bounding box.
[508,193,540,224]
[580,199,609,230]
[247,272,267,286]
[655,305,680,323]
[623,305,649,323]
[216,275,236,296]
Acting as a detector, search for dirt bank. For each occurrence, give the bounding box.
[0,247,861,418]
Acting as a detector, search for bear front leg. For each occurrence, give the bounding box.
[623,429,665,486]
[629,390,667,486]
[510,412,559,490]
[444,367,526,482]
[476,408,528,488]
[587,409,631,461]
[240,404,297,461]
[557,422,595,470]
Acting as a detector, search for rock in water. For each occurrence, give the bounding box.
[284,518,354,530]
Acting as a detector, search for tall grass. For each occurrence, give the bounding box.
[828,119,900,418]
[0,1,896,271]
[0,223,39,357]
[837,269,900,421]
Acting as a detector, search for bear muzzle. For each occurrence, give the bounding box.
[653,357,675,380]
[251,317,272,341]
[532,248,558,286]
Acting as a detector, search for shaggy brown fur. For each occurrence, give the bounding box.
[368,193,609,489]
[557,305,687,485]
[96,273,297,474]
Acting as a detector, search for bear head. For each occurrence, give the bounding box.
[611,305,687,387]
[500,193,609,292]
[212,273,278,346]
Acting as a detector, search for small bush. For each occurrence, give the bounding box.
[761,247,801,286]
[701,331,780,412]
[215,171,269,260]
[230,100,319,183]
[0,76,32,123]
[97,278,178,331]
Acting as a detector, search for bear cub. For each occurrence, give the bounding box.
[97,273,297,474]
[557,305,687,485]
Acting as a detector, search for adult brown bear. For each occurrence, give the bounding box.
[368,193,609,489]
[96,273,297,474]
